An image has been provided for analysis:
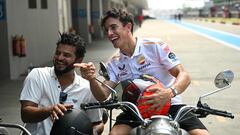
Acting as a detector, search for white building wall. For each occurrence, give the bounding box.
[6,0,60,79]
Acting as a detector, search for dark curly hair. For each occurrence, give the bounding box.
[56,32,86,58]
[101,8,134,33]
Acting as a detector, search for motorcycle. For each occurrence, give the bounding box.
[0,62,235,135]
[80,62,235,135]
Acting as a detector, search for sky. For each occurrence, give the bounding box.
[147,0,208,10]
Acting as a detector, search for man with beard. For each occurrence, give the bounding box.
[20,33,104,135]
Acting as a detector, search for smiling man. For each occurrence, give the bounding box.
[77,8,210,135]
[20,33,104,135]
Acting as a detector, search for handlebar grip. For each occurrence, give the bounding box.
[198,107,234,119]
[210,108,234,119]
[81,100,120,110]
[81,102,103,110]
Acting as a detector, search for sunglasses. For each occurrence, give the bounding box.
[59,91,68,104]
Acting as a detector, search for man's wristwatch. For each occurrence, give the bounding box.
[170,87,178,97]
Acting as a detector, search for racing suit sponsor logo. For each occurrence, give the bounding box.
[137,63,151,71]
[137,55,145,65]
[163,44,171,53]
[118,64,125,70]
[168,52,177,61]
[157,41,165,46]
[117,64,128,78]
[118,72,128,78]
[143,41,164,46]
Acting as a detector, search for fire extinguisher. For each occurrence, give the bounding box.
[19,35,26,57]
[12,35,27,57]
[12,35,21,56]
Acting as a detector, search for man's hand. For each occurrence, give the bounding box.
[50,104,73,121]
[74,62,96,81]
[21,101,73,123]
[139,86,172,114]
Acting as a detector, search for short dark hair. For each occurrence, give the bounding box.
[56,32,86,58]
[101,8,134,33]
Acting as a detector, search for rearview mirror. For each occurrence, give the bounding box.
[98,62,110,80]
[214,70,234,88]
[199,70,234,100]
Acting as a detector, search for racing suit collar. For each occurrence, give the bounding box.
[119,37,142,60]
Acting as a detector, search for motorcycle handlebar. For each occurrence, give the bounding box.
[81,101,234,125]
[81,101,147,125]
[81,101,120,110]
[175,104,234,122]
[198,107,234,119]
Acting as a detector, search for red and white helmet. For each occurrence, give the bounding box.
[121,75,170,119]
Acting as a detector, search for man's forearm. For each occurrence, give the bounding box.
[89,79,110,101]
[172,71,191,95]
[21,106,51,123]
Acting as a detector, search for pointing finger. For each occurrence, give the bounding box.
[74,63,86,68]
